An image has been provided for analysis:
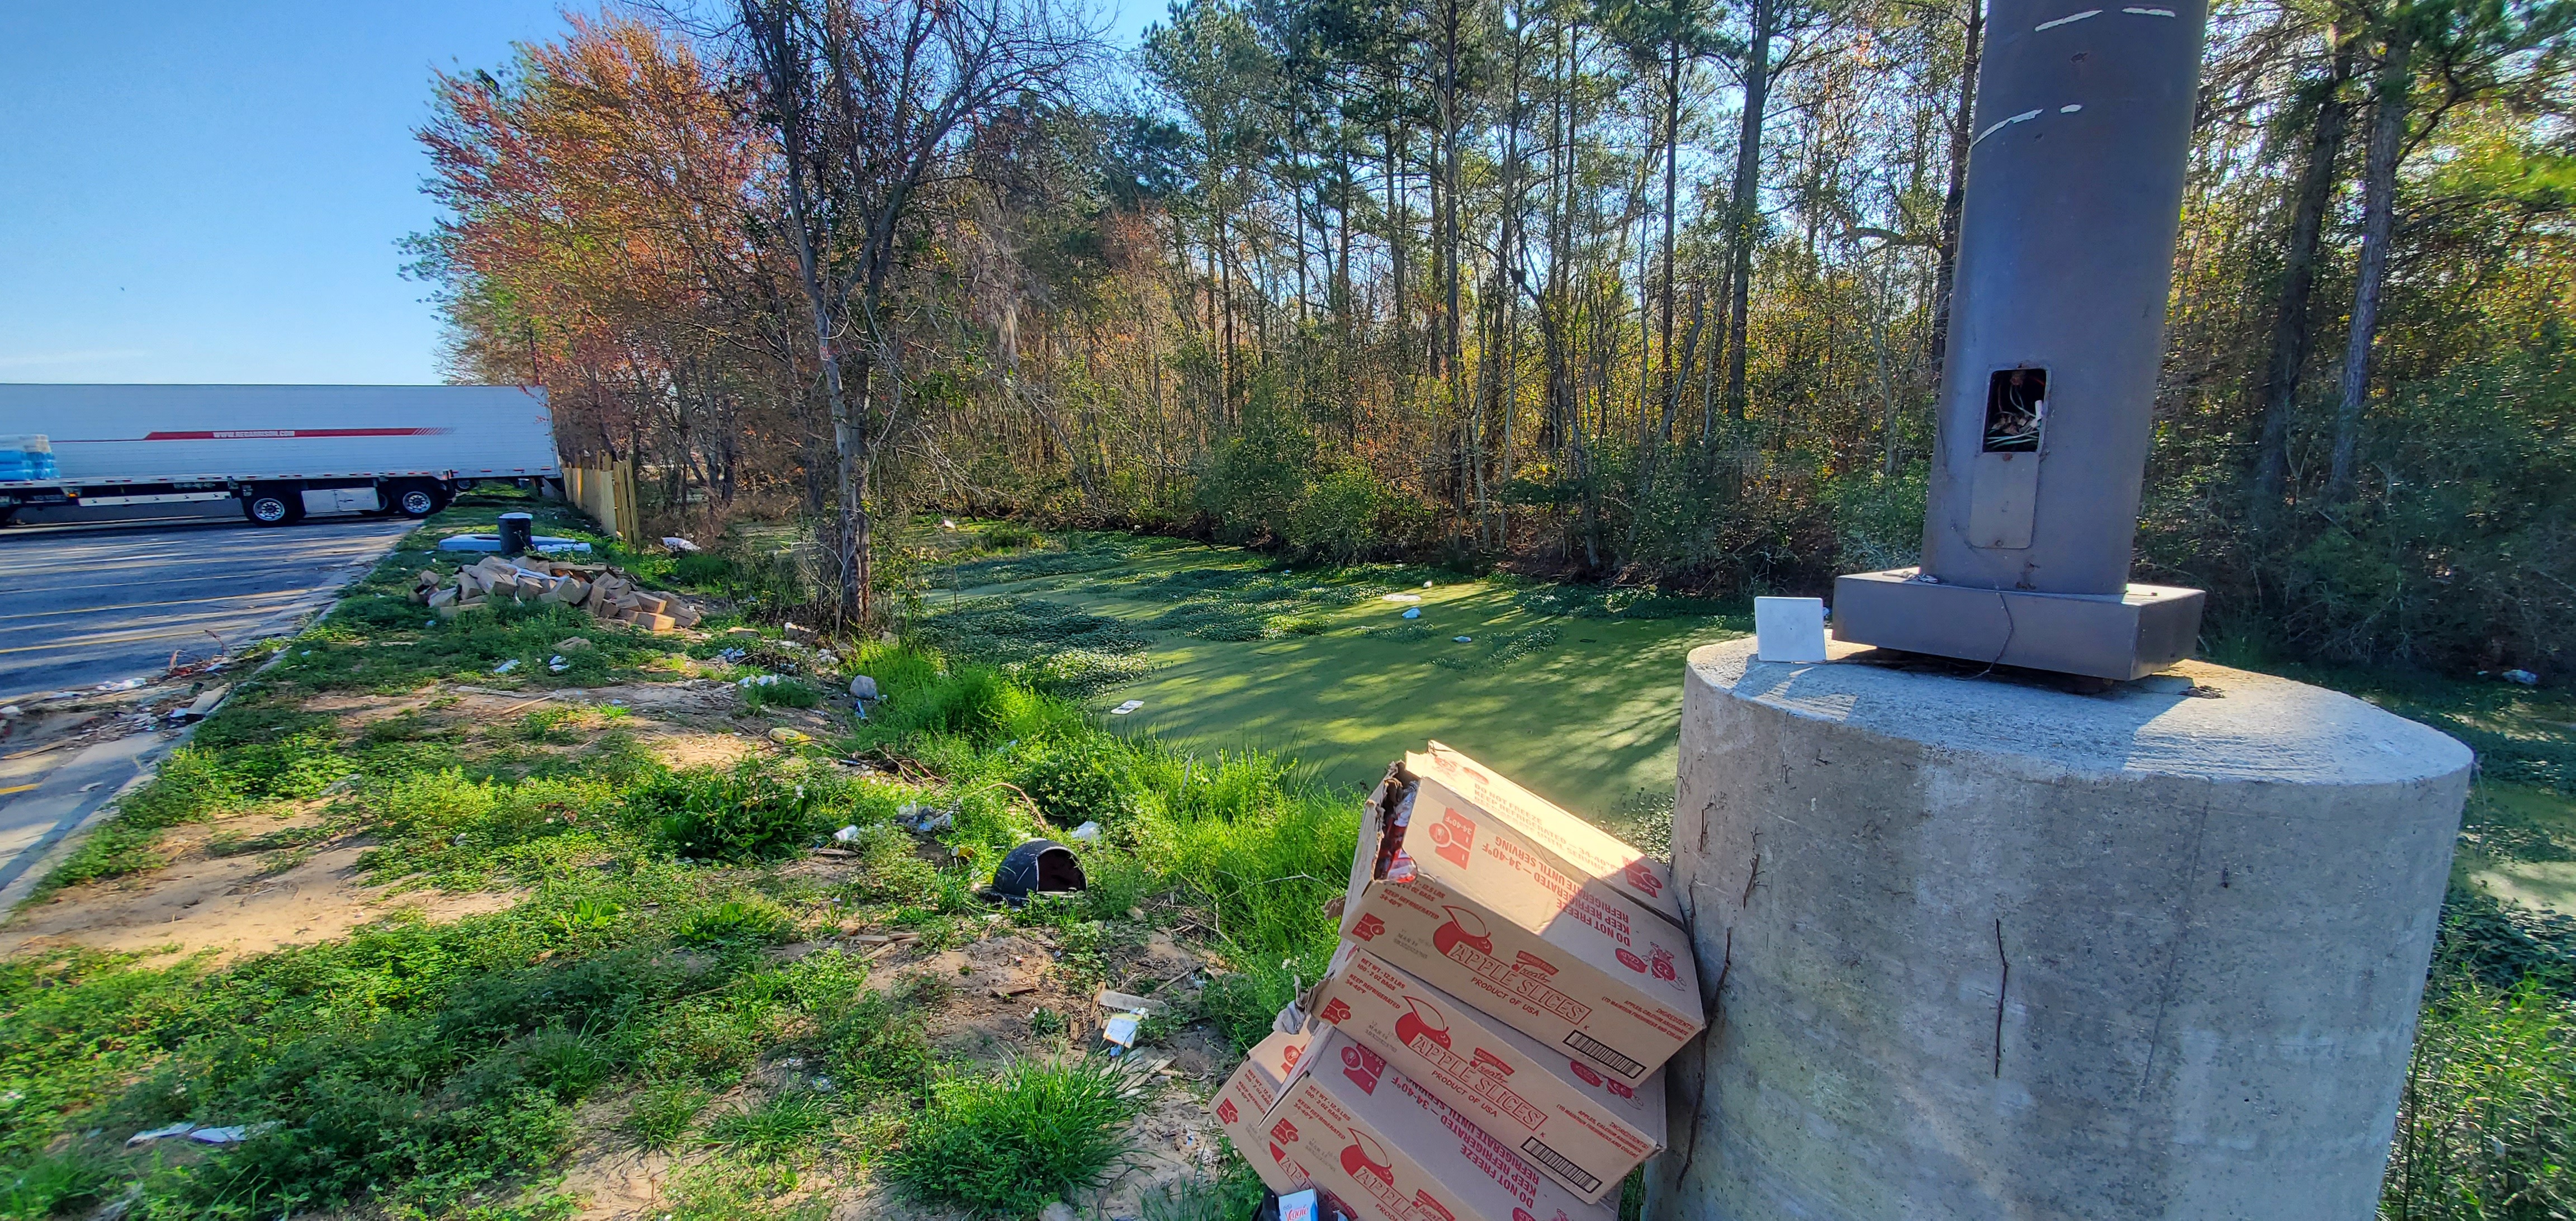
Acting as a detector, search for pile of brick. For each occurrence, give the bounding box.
[1209,742,1704,1221]
[411,556,705,632]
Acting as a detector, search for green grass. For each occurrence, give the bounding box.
[884,1057,1142,1219]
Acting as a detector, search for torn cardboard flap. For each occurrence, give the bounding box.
[1309,945,1665,1203]
[1412,742,1681,927]
[1343,765,1705,1084]
[1210,1028,1318,1194]
[1268,1029,1616,1221]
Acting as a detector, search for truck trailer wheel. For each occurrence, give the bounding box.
[391,482,446,518]
[243,491,301,527]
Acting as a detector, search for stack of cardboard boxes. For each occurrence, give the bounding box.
[1210,743,1704,1221]
[413,557,704,632]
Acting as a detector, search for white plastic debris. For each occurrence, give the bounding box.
[661,536,702,553]
[833,825,862,843]
[1423,580,1433,589]
[849,675,879,700]
[186,1123,276,1145]
[127,1122,196,1147]
[1110,699,1144,715]
[1753,596,1830,664]
[1381,593,1422,603]
[0,706,20,719]
[1401,608,1421,619]
[491,659,520,675]
[1069,821,1102,843]
[1101,1010,1148,1048]
[1453,636,1472,643]
[2503,669,2540,685]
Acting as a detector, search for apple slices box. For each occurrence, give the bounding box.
[1407,743,1682,929]
[1266,1028,1614,1221]
[1339,761,1704,1085]
[1211,1028,1320,1194]
[1309,945,1665,1203]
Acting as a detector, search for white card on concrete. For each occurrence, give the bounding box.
[1754,597,1829,662]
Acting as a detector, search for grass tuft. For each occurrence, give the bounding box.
[886,1057,1142,1219]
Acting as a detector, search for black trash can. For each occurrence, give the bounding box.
[497,512,534,557]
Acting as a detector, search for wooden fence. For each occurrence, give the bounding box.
[564,458,640,542]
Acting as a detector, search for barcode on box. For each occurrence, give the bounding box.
[1562,1030,1644,1080]
[1519,1137,1602,1196]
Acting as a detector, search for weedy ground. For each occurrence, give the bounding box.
[0,499,1311,1221]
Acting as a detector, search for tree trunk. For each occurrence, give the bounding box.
[2253,41,2355,515]
[2328,19,2412,504]
[1722,0,1774,420]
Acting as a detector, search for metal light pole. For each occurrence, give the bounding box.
[1831,0,2208,680]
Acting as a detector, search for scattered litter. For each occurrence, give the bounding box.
[737,674,787,688]
[1381,593,1422,603]
[1095,988,1171,1015]
[834,825,863,843]
[78,782,102,793]
[1069,820,1102,843]
[1423,580,1434,589]
[897,803,955,834]
[992,983,1038,998]
[848,674,879,700]
[811,846,853,858]
[555,637,593,652]
[661,536,702,553]
[547,657,570,674]
[2503,669,2540,685]
[96,677,146,692]
[184,1123,275,1146]
[768,727,814,745]
[176,685,229,722]
[1101,1011,1147,1049]
[1110,699,1144,715]
[0,706,18,719]
[940,518,958,530]
[1401,608,1421,619]
[491,659,520,675]
[1453,636,1473,643]
[1278,1188,1320,1221]
[126,1123,196,1147]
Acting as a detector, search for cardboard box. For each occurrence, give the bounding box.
[1339,765,1704,1084]
[1310,946,1664,1201]
[1267,1029,1614,1221]
[1210,1029,1321,1194]
[1408,743,1680,927]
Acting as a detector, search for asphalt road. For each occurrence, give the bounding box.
[0,517,416,701]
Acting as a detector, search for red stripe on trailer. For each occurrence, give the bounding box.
[124,428,455,441]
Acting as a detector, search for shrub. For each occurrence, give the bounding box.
[2382,975,2576,1217]
[886,1057,1142,1219]
[1017,738,1140,828]
[630,761,830,862]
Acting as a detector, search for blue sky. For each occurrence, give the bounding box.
[0,2,1161,387]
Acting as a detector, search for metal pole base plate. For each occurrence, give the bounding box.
[1830,569,2205,681]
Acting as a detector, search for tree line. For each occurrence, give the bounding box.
[411,0,2574,673]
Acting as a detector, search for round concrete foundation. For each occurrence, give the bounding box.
[1646,640,2472,1220]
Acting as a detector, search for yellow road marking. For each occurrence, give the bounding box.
[0,782,39,797]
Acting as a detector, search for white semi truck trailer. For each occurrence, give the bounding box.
[0,384,559,526]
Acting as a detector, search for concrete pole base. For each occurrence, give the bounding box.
[1648,639,2471,1220]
